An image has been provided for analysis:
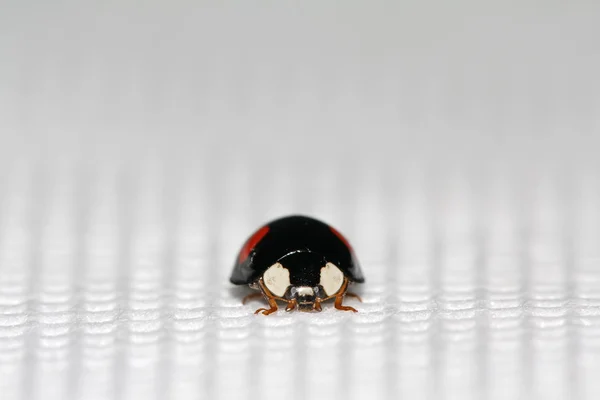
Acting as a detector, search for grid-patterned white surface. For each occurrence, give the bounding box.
[1,2,600,399]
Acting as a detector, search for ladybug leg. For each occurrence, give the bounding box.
[334,296,358,312]
[313,298,322,312]
[254,278,279,315]
[345,292,363,302]
[242,292,264,305]
[334,278,358,313]
[285,299,297,312]
[254,297,278,315]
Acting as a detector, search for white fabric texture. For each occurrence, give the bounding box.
[1,2,600,400]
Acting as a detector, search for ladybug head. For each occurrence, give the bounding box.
[289,286,318,311]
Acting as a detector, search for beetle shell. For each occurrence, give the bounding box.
[230,215,364,287]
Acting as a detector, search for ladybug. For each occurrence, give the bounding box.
[230,215,365,315]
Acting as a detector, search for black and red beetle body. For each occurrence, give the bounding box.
[230,215,365,315]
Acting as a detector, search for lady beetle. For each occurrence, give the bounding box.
[230,215,365,315]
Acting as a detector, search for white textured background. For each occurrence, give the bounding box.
[1,1,600,399]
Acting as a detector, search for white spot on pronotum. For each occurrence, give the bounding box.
[263,263,291,297]
[320,262,344,297]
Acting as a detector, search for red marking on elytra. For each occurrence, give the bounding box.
[239,226,270,263]
[330,226,354,252]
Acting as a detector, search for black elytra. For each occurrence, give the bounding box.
[230,215,365,288]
